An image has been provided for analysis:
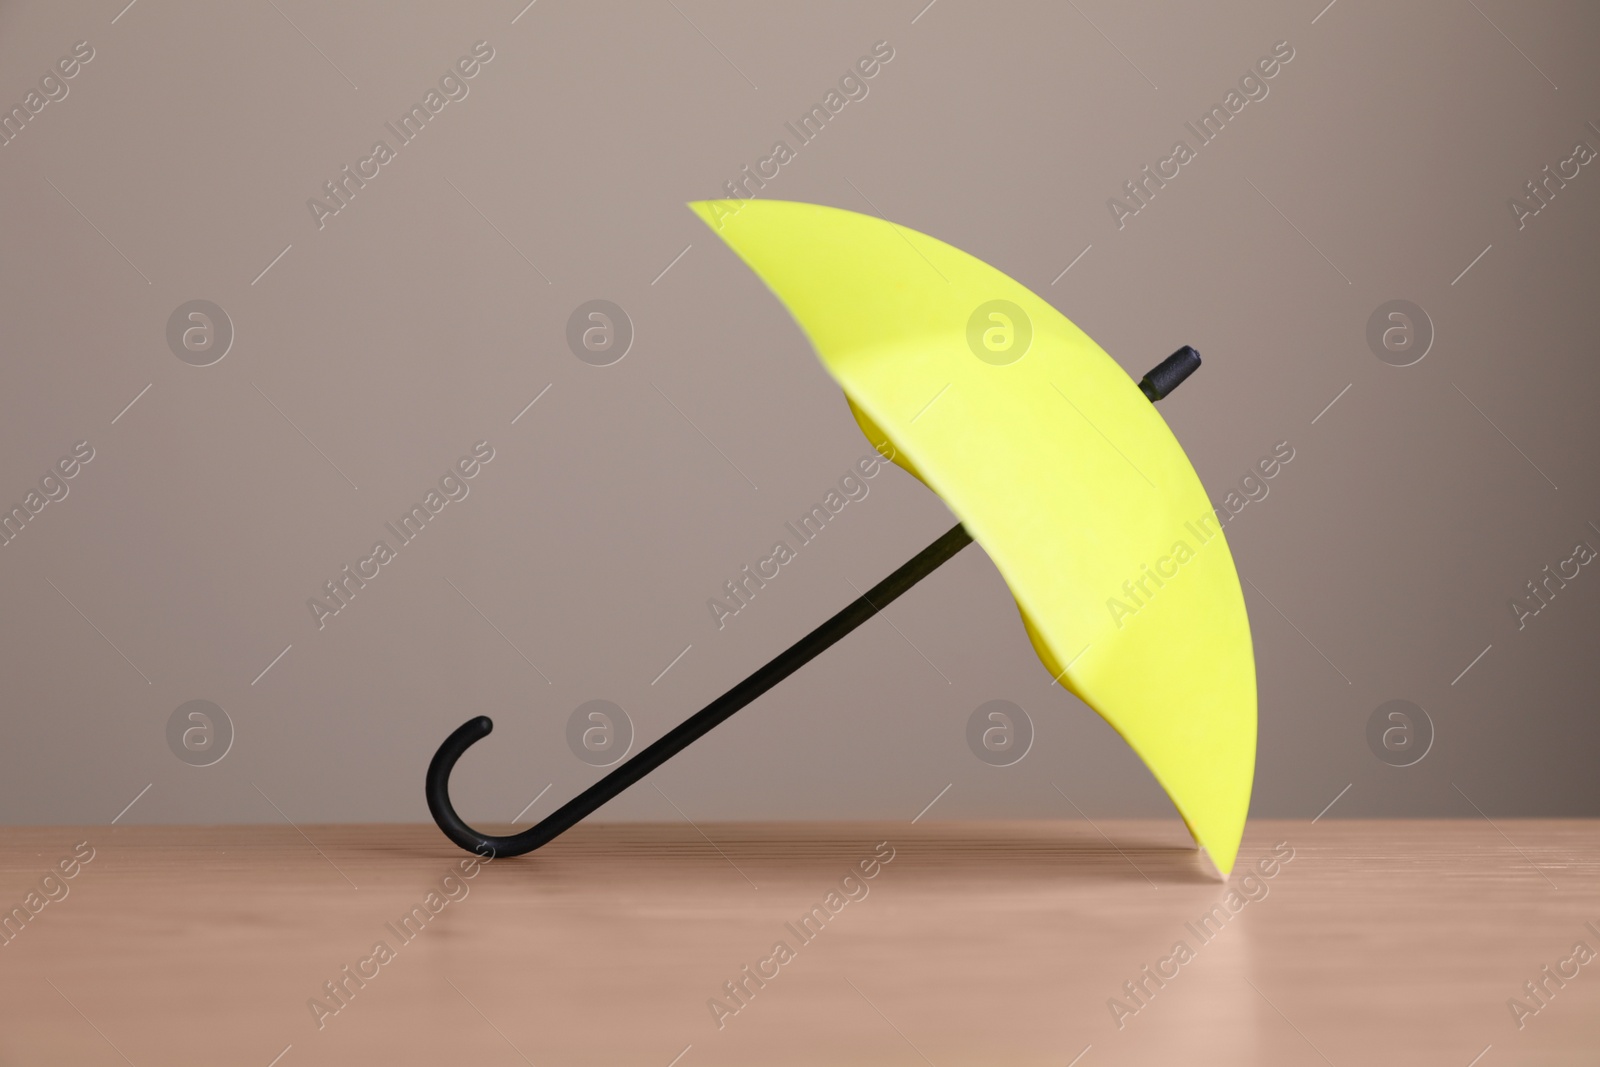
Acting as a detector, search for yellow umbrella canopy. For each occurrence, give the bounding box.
[690,199,1257,875]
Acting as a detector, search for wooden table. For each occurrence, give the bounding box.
[1,820,1595,1065]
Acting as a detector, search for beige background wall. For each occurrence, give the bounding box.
[1,0,1596,827]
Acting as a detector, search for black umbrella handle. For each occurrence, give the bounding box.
[427,523,974,857]
[425,348,1198,857]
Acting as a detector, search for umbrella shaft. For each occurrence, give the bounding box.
[515,522,974,853]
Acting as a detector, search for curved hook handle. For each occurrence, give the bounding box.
[432,716,588,857]
[426,716,551,857]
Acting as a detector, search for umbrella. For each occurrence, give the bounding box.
[426,200,1256,876]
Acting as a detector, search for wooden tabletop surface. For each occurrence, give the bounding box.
[1,819,1596,1065]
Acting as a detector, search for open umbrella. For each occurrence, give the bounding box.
[426,200,1256,875]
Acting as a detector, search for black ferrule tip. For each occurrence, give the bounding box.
[1138,345,1202,402]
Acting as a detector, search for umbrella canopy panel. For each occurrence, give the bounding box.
[693,200,1256,875]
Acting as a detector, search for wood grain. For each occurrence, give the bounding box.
[0,820,1596,1065]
